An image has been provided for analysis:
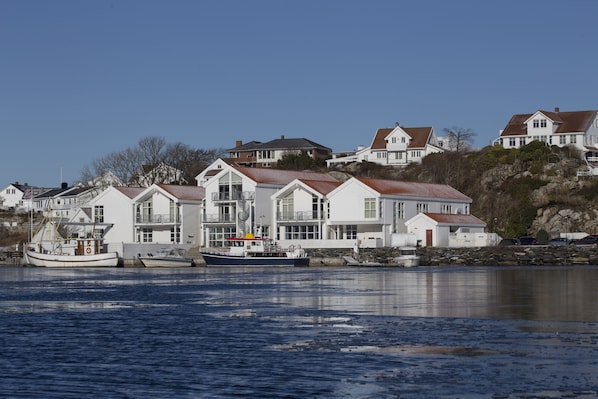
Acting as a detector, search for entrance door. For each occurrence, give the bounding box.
[426,229,433,246]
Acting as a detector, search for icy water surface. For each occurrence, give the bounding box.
[1,265,598,398]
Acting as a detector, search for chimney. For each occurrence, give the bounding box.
[555,107,560,113]
[235,140,242,147]
[281,135,285,140]
[61,182,68,189]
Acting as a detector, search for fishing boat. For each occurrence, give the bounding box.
[138,248,195,267]
[392,246,420,267]
[23,238,119,267]
[200,233,309,267]
[23,219,119,268]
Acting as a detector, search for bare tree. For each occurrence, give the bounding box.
[442,127,477,152]
[80,136,224,187]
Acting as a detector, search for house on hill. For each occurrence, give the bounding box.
[326,123,444,167]
[494,107,598,175]
[227,135,332,167]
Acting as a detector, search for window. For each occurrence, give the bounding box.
[519,138,526,146]
[412,150,421,158]
[393,202,405,233]
[559,135,566,145]
[346,225,357,240]
[142,228,153,243]
[170,227,180,243]
[281,196,294,219]
[533,119,539,128]
[509,138,516,147]
[540,119,547,128]
[416,203,429,213]
[570,135,577,144]
[94,205,104,223]
[364,198,376,218]
[441,204,452,214]
[285,225,319,240]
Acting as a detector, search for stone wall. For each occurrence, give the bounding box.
[309,246,598,266]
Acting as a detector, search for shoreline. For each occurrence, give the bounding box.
[3,246,598,267]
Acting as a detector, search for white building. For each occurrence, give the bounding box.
[405,213,487,247]
[327,123,444,167]
[131,184,204,246]
[494,108,598,175]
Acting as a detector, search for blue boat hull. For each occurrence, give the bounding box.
[201,252,309,267]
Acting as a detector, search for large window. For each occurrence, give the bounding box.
[281,196,294,219]
[441,204,452,214]
[285,225,319,240]
[393,202,405,233]
[364,198,376,218]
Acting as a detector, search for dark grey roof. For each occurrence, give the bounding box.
[228,137,331,152]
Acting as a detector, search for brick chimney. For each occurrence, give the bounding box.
[555,107,560,113]
[235,140,242,147]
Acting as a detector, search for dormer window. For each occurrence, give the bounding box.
[533,119,547,128]
[541,119,547,128]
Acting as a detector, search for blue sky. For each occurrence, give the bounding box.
[2,0,597,187]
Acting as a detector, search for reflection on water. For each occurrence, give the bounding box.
[0,265,598,398]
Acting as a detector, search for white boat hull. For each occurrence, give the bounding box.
[23,250,120,268]
[138,256,194,268]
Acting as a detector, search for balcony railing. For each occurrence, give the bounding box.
[211,191,255,202]
[276,211,319,221]
[201,213,236,223]
[135,214,180,224]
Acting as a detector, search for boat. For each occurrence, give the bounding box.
[23,238,119,267]
[138,248,195,267]
[200,233,309,267]
[392,246,420,267]
[23,219,119,268]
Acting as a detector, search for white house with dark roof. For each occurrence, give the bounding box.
[0,182,42,210]
[227,135,332,167]
[327,123,444,167]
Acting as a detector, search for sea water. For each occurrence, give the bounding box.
[1,265,598,398]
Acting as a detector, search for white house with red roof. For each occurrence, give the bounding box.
[131,184,204,246]
[327,123,444,167]
[494,107,598,175]
[405,213,487,247]
[325,176,476,248]
[198,159,337,247]
[270,178,341,244]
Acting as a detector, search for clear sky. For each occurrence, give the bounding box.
[2,0,597,187]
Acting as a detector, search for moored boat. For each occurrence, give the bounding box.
[23,238,120,268]
[138,248,194,267]
[201,234,309,267]
[392,246,420,267]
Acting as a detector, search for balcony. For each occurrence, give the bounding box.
[202,213,236,223]
[135,214,180,224]
[211,191,255,202]
[276,211,319,222]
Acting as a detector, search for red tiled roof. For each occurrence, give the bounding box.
[234,166,337,185]
[371,126,433,149]
[298,179,342,195]
[114,186,145,199]
[423,212,486,226]
[157,184,205,201]
[500,110,598,137]
[356,177,471,201]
